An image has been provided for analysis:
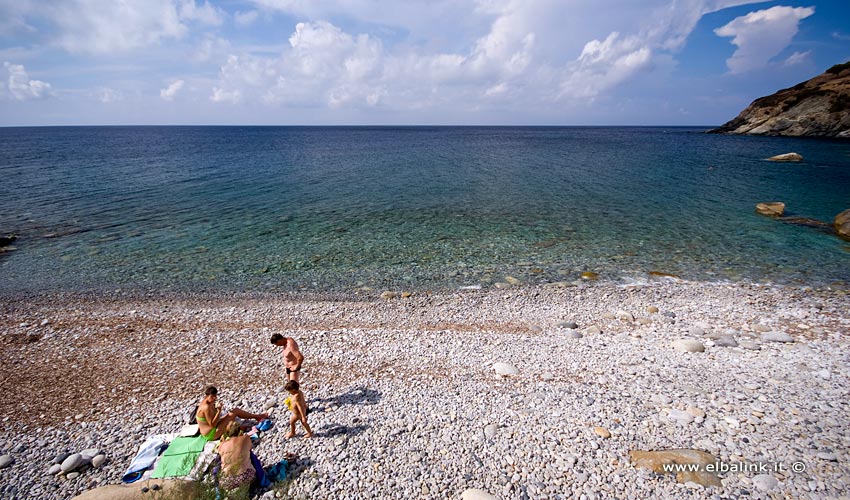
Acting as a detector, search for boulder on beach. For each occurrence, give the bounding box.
[461,489,498,500]
[492,362,519,376]
[672,339,705,353]
[767,152,803,162]
[629,449,722,487]
[61,453,85,473]
[756,202,785,217]
[835,209,850,240]
[71,479,202,500]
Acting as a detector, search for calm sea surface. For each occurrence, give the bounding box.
[1,126,848,294]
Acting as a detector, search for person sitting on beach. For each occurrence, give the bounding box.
[270,333,304,382]
[217,420,255,496]
[196,386,268,441]
[284,380,312,439]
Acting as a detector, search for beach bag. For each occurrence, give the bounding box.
[186,405,199,425]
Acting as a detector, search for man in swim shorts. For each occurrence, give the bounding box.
[270,333,304,382]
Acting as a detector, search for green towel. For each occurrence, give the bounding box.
[150,435,208,479]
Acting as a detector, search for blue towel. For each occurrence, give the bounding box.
[265,459,289,482]
[251,451,271,489]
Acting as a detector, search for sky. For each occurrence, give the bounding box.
[0,0,848,126]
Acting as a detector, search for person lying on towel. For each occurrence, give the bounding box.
[196,386,268,441]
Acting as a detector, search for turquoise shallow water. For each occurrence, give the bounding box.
[0,126,848,293]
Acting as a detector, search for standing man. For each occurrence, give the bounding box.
[270,333,304,382]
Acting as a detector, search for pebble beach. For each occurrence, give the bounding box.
[1,279,848,500]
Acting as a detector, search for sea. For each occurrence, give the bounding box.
[1,126,848,295]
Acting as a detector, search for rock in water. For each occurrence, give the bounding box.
[756,202,785,217]
[835,209,850,240]
[672,339,705,353]
[766,152,803,162]
[492,362,519,376]
[629,449,722,487]
[461,489,497,500]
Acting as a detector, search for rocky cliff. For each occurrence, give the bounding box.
[710,62,850,138]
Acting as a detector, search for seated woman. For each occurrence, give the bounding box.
[217,420,255,495]
[196,386,268,441]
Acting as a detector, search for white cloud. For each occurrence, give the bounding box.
[191,35,231,63]
[212,22,385,108]
[208,1,774,113]
[3,0,229,55]
[210,86,242,104]
[3,61,53,100]
[831,31,850,41]
[714,6,815,74]
[560,32,652,99]
[96,87,123,103]
[178,0,225,26]
[160,79,185,100]
[43,0,186,54]
[783,50,810,66]
[234,10,259,27]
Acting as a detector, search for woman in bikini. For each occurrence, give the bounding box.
[217,420,255,495]
[196,386,268,441]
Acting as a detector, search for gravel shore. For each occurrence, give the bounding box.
[0,280,848,499]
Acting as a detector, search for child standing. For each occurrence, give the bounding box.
[284,380,312,439]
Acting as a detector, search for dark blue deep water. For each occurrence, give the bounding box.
[1,126,848,293]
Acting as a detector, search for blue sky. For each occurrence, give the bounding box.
[0,0,848,126]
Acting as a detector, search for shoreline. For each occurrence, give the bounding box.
[1,280,848,499]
